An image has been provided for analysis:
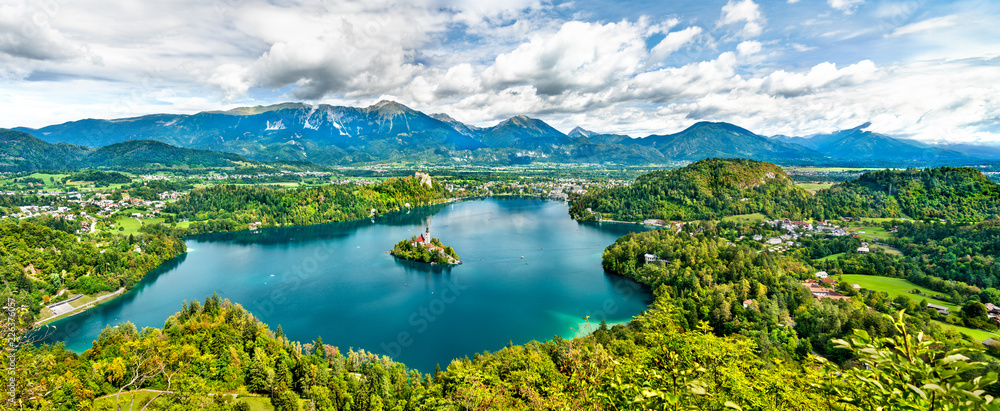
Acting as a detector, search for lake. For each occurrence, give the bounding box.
[42,197,653,372]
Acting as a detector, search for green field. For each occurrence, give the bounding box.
[722,213,768,223]
[94,390,282,410]
[853,226,891,241]
[1,172,68,188]
[935,321,999,342]
[840,274,957,311]
[94,389,160,408]
[796,183,834,192]
[27,172,68,186]
[858,217,908,223]
[113,216,143,235]
[141,217,166,226]
[815,252,846,262]
[238,396,274,410]
[839,275,1000,341]
[871,244,903,256]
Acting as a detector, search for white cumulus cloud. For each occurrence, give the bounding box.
[483,20,649,96]
[649,26,703,63]
[718,0,766,38]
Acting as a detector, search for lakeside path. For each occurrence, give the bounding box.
[35,287,125,327]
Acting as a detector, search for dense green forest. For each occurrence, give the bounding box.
[164,176,448,234]
[572,159,1000,223]
[570,158,814,221]
[814,167,1000,221]
[0,220,186,322]
[391,237,460,265]
[889,220,1000,289]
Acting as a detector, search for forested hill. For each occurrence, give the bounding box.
[83,140,256,169]
[570,158,814,222]
[0,128,88,172]
[165,174,448,233]
[572,160,1000,223]
[0,128,262,171]
[815,167,1000,221]
[0,220,186,321]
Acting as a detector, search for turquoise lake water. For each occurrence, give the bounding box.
[42,197,653,372]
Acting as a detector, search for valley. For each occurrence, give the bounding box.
[5,159,1000,410]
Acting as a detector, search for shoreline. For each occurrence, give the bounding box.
[571,319,632,339]
[31,197,465,334]
[35,287,125,327]
[36,196,628,350]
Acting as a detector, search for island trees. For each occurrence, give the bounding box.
[391,236,460,265]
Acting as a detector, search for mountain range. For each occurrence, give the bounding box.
[9,101,1000,170]
[0,129,257,172]
[768,122,973,165]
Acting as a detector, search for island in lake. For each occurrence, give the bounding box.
[391,225,461,265]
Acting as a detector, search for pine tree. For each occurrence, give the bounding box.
[314,336,325,358]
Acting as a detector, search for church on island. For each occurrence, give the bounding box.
[413,226,433,247]
[391,223,461,265]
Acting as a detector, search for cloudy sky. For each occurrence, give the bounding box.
[1,0,998,143]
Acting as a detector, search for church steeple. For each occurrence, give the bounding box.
[423,225,431,245]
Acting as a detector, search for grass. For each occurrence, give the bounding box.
[27,172,68,186]
[815,252,846,262]
[840,274,957,311]
[838,275,1000,341]
[237,396,274,410]
[796,183,833,193]
[721,213,768,223]
[114,216,143,235]
[935,321,999,342]
[141,217,166,226]
[853,226,891,241]
[96,391,278,410]
[871,244,903,256]
[859,217,907,223]
[95,390,160,408]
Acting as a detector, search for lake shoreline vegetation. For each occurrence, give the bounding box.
[7,160,1000,409]
[4,174,451,334]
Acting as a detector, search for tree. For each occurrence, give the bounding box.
[964,301,989,320]
[314,336,325,358]
[273,389,300,411]
[821,312,999,410]
[247,347,271,393]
